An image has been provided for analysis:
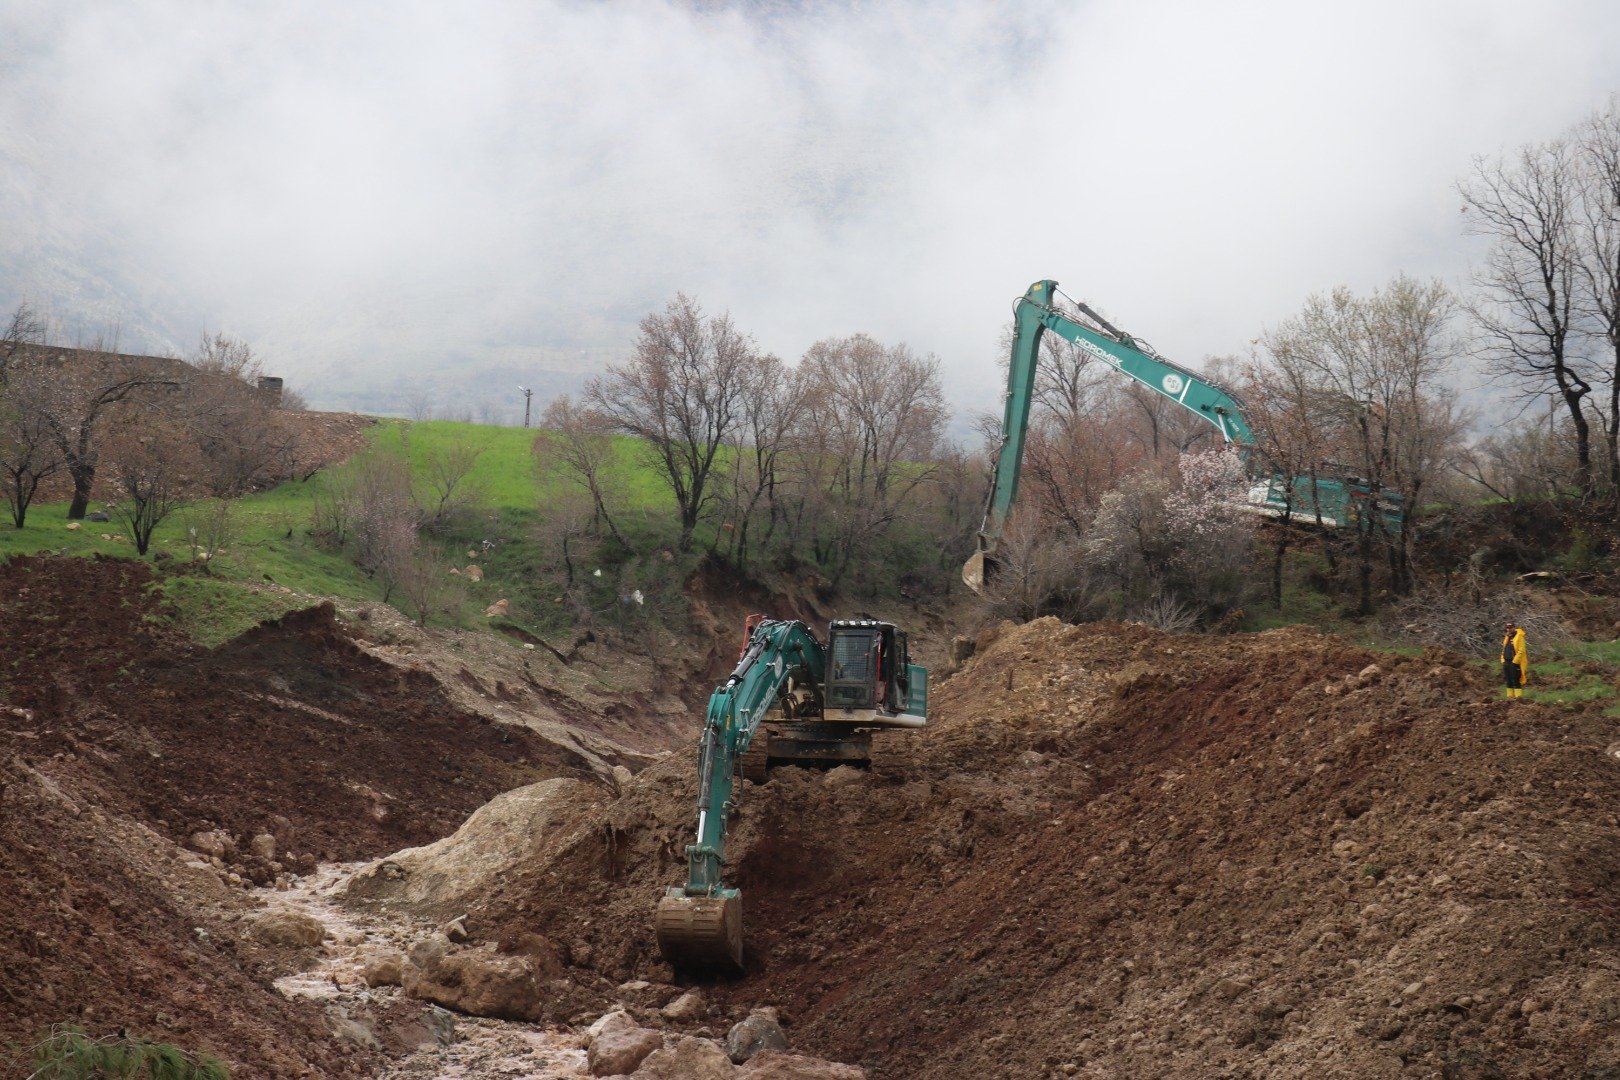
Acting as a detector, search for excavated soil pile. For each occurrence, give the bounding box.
[474,618,1620,1079]
[0,554,594,1074]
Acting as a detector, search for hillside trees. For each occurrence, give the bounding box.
[188,332,301,496]
[40,342,182,519]
[535,396,626,547]
[719,352,810,569]
[587,294,758,551]
[1087,449,1254,620]
[796,334,947,589]
[0,310,308,535]
[1462,99,1620,500]
[1259,277,1464,611]
[579,296,955,595]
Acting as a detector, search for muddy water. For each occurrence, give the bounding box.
[259,863,589,1079]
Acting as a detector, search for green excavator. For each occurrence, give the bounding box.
[965,279,1404,593]
[654,616,927,967]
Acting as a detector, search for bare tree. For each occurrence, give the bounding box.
[313,447,421,598]
[185,332,299,496]
[39,340,182,519]
[193,331,256,378]
[417,439,484,532]
[1,301,46,383]
[996,320,1110,429]
[180,497,238,570]
[1461,139,1596,495]
[587,293,758,550]
[1454,416,1577,505]
[720,353,810,567]
[799,334,946,588]
[535,396,626,546]
[405,391,436,422]
[979,524,1093,621]
[1241,350,1337,608]
[1575,99,1620,491]
[1120,383,1216,460]
[1263,276,1463,610]
[106,413,201,555]
[397,544,465,626]
[0,365,66,528]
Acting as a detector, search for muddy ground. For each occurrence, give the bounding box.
[10,551,1620,1078]
[467,619,1620,1079]
[0,555,600,1075]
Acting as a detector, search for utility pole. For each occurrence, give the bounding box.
[517,385,533,428]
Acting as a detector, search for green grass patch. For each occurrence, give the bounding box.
[1561,639,1620,665]
[1525,676,1616,705]
[152,574,305,648]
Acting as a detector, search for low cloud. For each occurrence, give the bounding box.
[3,0,1616,415]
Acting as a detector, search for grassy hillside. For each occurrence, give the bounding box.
[0,419,697,645]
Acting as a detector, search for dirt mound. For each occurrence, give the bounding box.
[0,554,598,1074]
[467,617,1620,1078]
[0,756,354,1076]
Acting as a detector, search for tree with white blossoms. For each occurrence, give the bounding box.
[1086,448,1254,623]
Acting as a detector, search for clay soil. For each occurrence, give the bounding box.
[0,554,596,1075]
[477,618,1620,1079]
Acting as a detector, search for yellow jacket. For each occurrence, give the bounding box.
[1501,629,1529,684]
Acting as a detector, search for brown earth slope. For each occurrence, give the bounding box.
[471,618,1620,1079]
[0,555,598,1075]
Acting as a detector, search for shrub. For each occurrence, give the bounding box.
[22,1026,230,1080]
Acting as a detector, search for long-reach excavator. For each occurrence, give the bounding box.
[655,616,927,967]
[965,279,1404,593]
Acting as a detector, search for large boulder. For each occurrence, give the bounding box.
[402,937,544,1022]
[660,988,706,1022]
[346,778,602,917]
[248,908,327,947]
[188,829,235,861]
[632,1036,736,1078]
[588,1011,665,1076]
[360,948,405,987]
[724,1011,789,1064]
[737,1051,867,1079]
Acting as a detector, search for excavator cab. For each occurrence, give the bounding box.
[825,620,921,719]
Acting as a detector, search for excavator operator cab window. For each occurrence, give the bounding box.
[826,625,877,710]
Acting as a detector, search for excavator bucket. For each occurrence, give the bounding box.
[655,893,744,967]
[962,549,994,594]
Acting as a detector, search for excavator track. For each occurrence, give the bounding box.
[654,894,743,967]
[738,731,771,784]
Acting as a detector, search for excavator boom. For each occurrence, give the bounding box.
[966,279,1403,593]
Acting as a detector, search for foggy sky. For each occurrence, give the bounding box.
[3,0,1618,417]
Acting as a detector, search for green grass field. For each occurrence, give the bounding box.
[0,419,699,645]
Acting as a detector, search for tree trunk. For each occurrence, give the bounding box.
[1270,526,1290,610]
[67,465,93,520]
[1356,522,1374,617]
[1565,387,1594,497]
[1610,342,1620,496]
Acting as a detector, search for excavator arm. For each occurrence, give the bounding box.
[654,618,825,966]
[965,279,1402,593]
[969,280,1252,590]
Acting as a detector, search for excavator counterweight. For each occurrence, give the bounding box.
[654,617,927,968]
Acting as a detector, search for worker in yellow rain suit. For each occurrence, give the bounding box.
[1501,623,1529,699]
